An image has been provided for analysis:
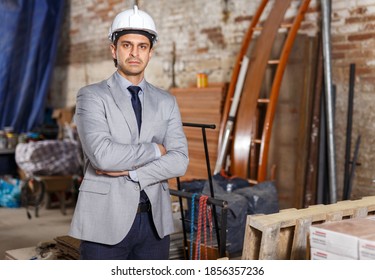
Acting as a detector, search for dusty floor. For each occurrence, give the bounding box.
[0,206,73,260]
[0,204,237,260]
[0,205,190,260]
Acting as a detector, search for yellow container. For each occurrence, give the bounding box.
[196,73,208,88]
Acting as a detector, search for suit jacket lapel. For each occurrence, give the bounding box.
[107,74,139,138]
[141,82,158,141]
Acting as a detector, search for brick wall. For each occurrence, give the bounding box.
[51,0,320,106]
[50,0,375,204]
[330,0,375,200]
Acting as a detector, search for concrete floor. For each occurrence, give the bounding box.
[0,205,188,260]
[0,205,235,260]
[0,206,73,260]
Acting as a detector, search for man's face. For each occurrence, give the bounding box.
[111,33,153,80]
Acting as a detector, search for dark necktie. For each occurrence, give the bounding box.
[128,86,142,134]
[127,86,148,203]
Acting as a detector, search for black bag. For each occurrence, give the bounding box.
[181,175,279,255]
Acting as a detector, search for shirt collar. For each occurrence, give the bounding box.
[114,72,146,96]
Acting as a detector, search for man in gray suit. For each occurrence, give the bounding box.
[69,5,189,260]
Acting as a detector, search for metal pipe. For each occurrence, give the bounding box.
[178,122,227,257]
[320,0,337,203]
[169,189,228,208]
[343,64,356,200]
[317,88,327,204]
[347,135,361,200]
[175,177,189,259]
[214,56,249,174]
[182,122,215,129]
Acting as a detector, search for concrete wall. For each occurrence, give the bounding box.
[50,0,375,206]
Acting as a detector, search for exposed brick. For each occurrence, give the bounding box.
[200,27,226,47]
[234,15,252,23]
[356,66,375,75]
[348,32,375,41]
[197,47,209,54]
[331,52,346,59]
[331,35,348,43]
[346,15,375,24]
[350,6,368,16]
[333,43,358,51]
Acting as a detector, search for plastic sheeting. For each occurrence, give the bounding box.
[0,0,65,133]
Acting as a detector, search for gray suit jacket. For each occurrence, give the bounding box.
[69,73,189,245]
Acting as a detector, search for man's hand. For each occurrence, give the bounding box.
[96,170,129,177]
[157,144,167,156]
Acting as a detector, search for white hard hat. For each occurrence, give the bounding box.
[108,5,158,44]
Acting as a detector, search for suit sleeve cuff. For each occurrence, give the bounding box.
[153,143,161,158]
[128,170,139,182]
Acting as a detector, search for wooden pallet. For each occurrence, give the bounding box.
[241,196,375,260]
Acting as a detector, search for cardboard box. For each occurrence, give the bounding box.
[52,107,75,126]
[359,233,375,260]
[309,217,375,259]
[310,247,355,260]
[52,107,75,139]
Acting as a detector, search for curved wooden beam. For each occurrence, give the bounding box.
[231,0,293,178]
[258,0,312,181]
[217,0,269,156]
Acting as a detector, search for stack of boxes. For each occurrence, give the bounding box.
[309,217,375,260]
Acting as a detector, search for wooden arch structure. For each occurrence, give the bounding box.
[216,0,312,183]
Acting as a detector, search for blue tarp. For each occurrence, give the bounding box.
[0,0,65,133]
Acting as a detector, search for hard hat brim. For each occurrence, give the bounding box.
[111,29,157,46]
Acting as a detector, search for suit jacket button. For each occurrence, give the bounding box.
[134,185,140,191]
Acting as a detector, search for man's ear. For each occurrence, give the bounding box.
[110,44,117,60]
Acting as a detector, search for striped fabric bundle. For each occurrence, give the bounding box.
[15,140,82,177]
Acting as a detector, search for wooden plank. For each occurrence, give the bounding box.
[353,207,369,218]
[259,222,281,259]
[242,215,262,260]
[293,35,318,208]
[171,84,227,94]
[170,84,226,181]
[303,34,323,208]
[290,217,312,259]
[277,227,294,259]
[250,196,375,230]
[326,211,344,221]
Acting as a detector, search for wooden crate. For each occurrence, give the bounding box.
[241,196,375,260]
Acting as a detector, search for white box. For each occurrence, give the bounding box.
[310,247,355,260]
[359,233,375,260]
[309,217,375,259]
[5,247,37,260]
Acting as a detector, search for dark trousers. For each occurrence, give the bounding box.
[80,212,170,260]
